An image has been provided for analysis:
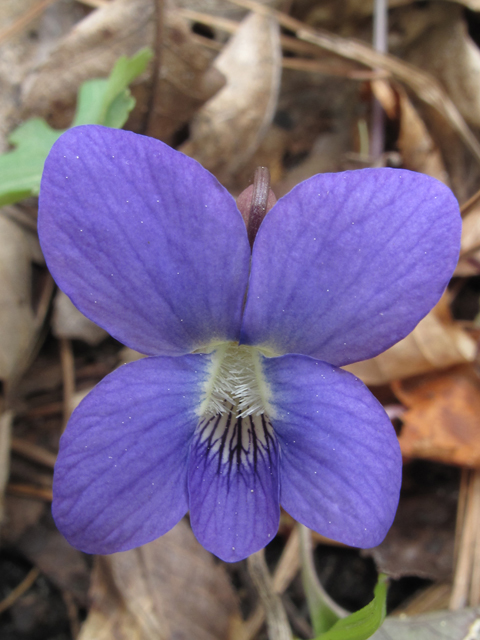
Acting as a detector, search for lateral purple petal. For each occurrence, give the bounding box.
[188,410,280,561]
[52,354,210,554]
[39,125,250,356]
[263,353,402,547]
[241,169,461,365]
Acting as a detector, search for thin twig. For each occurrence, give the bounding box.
[470,472,480,606]
[11,437,57,469]
[282,57,383,79]
[454,468,470,569]
[7,483,53,501]
[76,0,109,6]
[180,7,380,79]
[62,590,81,639]
[247,549,293,640]
[370,0,387,160]
[235,529,300,640]
[0,567,40,615]
[460,186,480,219]
[145,0,164,136]
[60,338,75,428]
[391,583,451,616]
[459,244,480,261]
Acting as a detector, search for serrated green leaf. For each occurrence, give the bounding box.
[314,574,388,640]
[71,48,152,129]
[100,48,152,126]
[103,90,136,129]
[0,119,62,207]
[0,47,152,207]
[71,78,109,128]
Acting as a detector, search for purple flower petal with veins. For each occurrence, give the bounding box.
[39,125,461,562]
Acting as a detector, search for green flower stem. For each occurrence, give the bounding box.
[298,524,348,636]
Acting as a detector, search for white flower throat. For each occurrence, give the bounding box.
[197,343,276,469]
[200,343,273,419]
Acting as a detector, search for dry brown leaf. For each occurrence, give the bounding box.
[180,11,281,182]
[231,0,480,164]
[365,489,456,581]
[274,131,350,197]
[344,298,477,386]
[52,290,107,346]
[306,0,480,22]
[21,0,225,140]
[17,520,90,605]
[1,495,45,545]
[405,6,480,129]
[78,519,241,640]
[393,365,480,468]
[175,0,278,20]
[0,0,85,149]
[371,79,448,182]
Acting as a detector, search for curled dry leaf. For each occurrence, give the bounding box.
[21,0,225,140]
[78,519,240,640]
[180,11,281,182]
[0,209,39,383]
[344,298,477,386]
[371,79,448,183]
[393,365,480,468]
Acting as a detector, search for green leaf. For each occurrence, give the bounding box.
[0,119,62,207]
[72,48,152,128]
[314,574,388,640]
[298,524,345,635]
[0,47,153,207]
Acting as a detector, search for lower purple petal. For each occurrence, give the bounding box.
[53,354,210,554]
[188,408,280,562]
[262,354,402,548]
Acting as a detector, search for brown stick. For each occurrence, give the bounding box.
[11,437,56,469]
[0,567,40,615]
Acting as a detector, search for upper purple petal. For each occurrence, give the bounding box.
[52,354,210,554]
[39,125,250,356]
[262,353,402,547]
[241,169,461,365]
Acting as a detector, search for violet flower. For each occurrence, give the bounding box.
[38,125,460,562]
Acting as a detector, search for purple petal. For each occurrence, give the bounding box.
[53,354,210,554]
[39,125,250,356]
[188,408,280,561]
[263,353,402,547]
[241,169,461,365]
